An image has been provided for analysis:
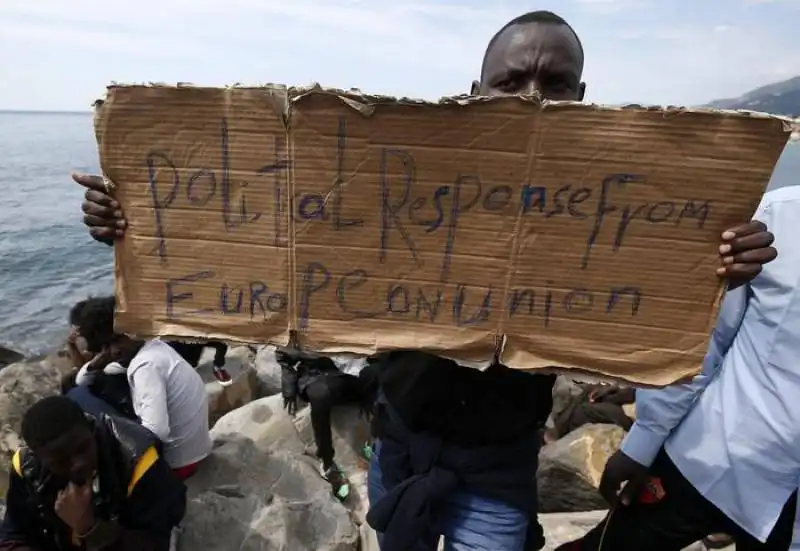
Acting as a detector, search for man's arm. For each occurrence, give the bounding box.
[277,351,299,397]
[623,193,779,467]
[621,295,741,466]
[0,467,42,551]
[74,360,99,387]
[128,363,170,441]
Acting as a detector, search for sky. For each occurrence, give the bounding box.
[0,0,798,112]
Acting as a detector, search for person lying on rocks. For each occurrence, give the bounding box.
[543,384,636,444]
[69,296,212,481]
[277,347,370,501]
[73,9,777,548]
[0,396,186,551]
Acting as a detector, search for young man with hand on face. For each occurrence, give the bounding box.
[71,297,212,481]
[72,10,778,551]
[0,396,186,551]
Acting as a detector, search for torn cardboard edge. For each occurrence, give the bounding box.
[97,82,797,129]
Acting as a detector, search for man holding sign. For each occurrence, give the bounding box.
[73,9,778,551]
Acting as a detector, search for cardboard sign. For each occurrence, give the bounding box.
[95,85,791,385]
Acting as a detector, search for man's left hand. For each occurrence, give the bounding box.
[717,220,776,287]
[55,482,95,535]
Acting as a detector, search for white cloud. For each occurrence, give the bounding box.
[0,21,199,57]
[0,0,797,110]
[573,0,646,13]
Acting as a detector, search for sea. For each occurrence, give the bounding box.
[0,111,798,357]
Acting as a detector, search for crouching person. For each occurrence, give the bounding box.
[277,348,368,501]
[0,396,186,551]
[71,296,212,480]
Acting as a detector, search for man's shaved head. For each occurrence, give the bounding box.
[472,10,586,101]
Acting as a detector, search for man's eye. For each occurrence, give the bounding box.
[542,78,571,93]
[494,78,519,92]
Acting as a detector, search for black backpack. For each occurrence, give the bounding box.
[90,371,136,420]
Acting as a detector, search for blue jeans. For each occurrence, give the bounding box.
[67,386,122,418]
[368,439,528,551]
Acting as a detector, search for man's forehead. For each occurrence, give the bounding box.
[38,425,91,455]
[484,21,582,72]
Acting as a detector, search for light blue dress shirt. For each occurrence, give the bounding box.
[621,184,800,544]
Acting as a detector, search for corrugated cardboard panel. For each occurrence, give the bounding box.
[96,85,791,385]
[97,85,292,345]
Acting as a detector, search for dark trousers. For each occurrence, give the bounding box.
[303,373,363,468]
[67,386,124,418]
[554,400,633,438]
[571,450,796,551]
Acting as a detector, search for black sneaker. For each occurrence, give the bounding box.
[320,461,350,501]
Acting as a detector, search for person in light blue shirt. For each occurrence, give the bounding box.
[560,184,800,550]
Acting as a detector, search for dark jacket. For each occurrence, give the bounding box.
[0,414,186,551]
[367,351,556,551]
[373,351,555,446]
[277,349,344,402]
[367,394,544,551]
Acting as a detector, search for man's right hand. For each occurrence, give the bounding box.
[73,173,126,244]
[275,348,303,367]
[598,450,650,506]
[283,396,297,416]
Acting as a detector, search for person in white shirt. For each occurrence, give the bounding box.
[71,296,212,480]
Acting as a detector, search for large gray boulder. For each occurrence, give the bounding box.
[0,358,62,496]
[253,346,283,398]
[538,424,626,513]
[293,403,372,523]
[196,345,259,425]
[178,396,360,550]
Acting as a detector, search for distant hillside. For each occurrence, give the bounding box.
[707,76,800,117]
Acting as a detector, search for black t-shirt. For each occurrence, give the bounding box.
[376,351,556,447]
[0,449,186,551]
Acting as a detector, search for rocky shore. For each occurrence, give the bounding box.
[0,344,731,550]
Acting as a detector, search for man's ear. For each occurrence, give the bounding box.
[470,80,480,95]
[578,82,586,101]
